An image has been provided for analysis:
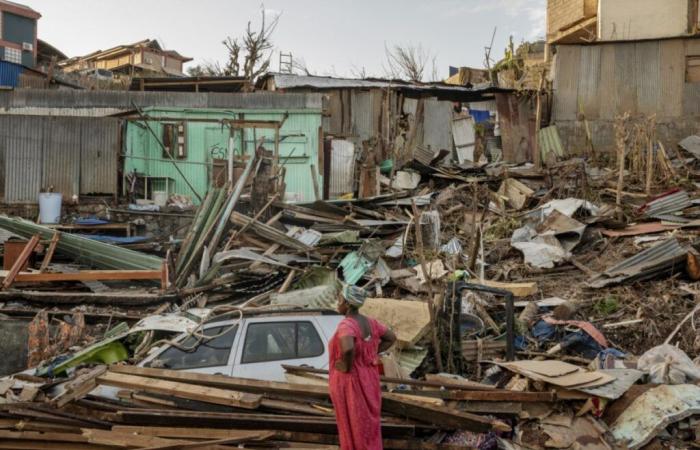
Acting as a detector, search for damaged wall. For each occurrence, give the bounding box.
[552,38,700,154]
[124,107,323,204]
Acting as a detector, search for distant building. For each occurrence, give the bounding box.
[548,0,700,153]
[0,0,40,68]
[59,39,192,78]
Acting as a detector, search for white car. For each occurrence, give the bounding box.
[137,309,342,382]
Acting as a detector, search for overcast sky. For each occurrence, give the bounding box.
[28,0,545,79]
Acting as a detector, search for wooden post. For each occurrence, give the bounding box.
[39,231,60,273]
[533,73,545,168]
[2,235,40,289]
[411,201,444,372]
[310,164,321,201]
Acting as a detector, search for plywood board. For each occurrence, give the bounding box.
[362,298,431,348]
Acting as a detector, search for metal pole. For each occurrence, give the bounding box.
[130,102,203,203]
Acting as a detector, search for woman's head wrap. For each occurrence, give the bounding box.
[341,283,367,308]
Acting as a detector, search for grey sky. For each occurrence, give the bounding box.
[29,0,545,79]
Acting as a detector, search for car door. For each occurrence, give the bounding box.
[141,321,239,376]
[231,317,328,382]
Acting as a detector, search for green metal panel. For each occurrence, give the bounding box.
[123,107,322,204]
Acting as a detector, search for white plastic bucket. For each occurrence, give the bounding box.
[38,193,62,224]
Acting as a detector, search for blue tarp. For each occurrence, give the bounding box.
[469,109,491,123]
[74,218,110,226]
[75,234,148,245]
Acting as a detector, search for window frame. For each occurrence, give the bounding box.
[146,324,238,371]
[240,320,324,365]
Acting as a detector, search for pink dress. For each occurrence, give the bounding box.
[329,316,388,450]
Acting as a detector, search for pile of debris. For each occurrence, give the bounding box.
[0,129,700,448]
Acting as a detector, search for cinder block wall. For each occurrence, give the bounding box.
[547,0,598,41]
[547,0,585,39]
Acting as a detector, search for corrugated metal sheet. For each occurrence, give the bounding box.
[0,115,120,203]
[350,90,373,142]
[636,41,661,115]
[329,139,355,199]
[539,125,565,160]
[81,118,119,195]
[0,91,323,116]
[554,38,693,123]
[552,46,580,121]
[2,115,42,203]
[0,61,23,88]
[422,98,453,153]
[640,190,690,218]
[578,45,601,120]
[42,116,81,199]
[589,238,688,288]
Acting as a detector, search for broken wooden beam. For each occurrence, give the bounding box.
[2,234,40,289]
[96,371,262,410]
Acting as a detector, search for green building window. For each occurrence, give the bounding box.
[162,122,187,159]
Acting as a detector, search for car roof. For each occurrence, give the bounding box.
[206,307,341,321]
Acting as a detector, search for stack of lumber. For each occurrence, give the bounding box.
[0,364,547,449]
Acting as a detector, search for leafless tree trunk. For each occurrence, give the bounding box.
[383,43,434,82]
[189,6,280,82]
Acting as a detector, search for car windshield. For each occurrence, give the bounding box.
[146,325,237,370]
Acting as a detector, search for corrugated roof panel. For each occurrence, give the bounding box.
[538,125,565,161]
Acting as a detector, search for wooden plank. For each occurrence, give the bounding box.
[477,279,538,297]
[2,235,40,289]
[283,365,495,391]
[39,231,60,273]
[108,365,330,399]
[116,410,416,438]
[12,269,163,283]
[112,426,274,441]
[51,366,107,408]
[96,371,262,409]
[82,428,199,449]
[382,393,510,433]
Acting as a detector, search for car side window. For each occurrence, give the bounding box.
[241,321,324,364]
[147,325,237,370]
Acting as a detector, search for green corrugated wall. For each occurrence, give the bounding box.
[124,107,322,204]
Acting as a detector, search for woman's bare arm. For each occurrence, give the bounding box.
[335,336,355,372]
[378,329,397,353]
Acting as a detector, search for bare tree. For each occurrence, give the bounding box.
[350,64,368,79]
[192,5,280,81]
[291,57,313,76]
[383,43,433,82]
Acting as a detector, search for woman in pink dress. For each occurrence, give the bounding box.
[329,284,397,450]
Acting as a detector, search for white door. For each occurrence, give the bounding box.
[232,318,329,382]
